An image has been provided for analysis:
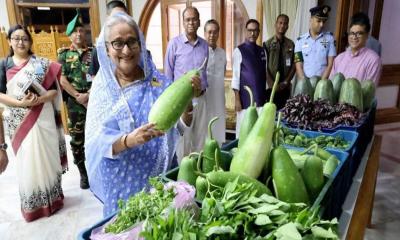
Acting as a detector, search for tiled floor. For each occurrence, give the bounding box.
[0,123,399,240]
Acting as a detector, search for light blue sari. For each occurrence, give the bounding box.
[85,13,178,216]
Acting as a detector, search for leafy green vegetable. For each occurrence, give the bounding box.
[105,178,176,234]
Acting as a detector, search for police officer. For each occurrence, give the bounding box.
[294,5,336,80]
[58,10,92,189]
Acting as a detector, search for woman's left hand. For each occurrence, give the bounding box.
[191,75,202,97]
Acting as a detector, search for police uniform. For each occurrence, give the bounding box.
[58,10,92,189]
[294,5,336,78]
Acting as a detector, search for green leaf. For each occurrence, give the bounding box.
[172,232,183,240]
[206,226,235,236]
[249,204,280,214]
[274,222,302,240]
[311,226,339,239]
[254,214,272,225]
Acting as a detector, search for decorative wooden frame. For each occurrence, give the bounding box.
[5,0,100,42]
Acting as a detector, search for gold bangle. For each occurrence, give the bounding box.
[123,134,129,149]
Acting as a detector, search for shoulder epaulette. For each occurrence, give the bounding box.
[57,47,69,55]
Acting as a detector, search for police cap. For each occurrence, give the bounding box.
[310,5,331,19]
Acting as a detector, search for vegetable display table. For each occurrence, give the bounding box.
[339,135,382,239]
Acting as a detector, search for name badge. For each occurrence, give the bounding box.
[286,58,291,67]
[86,74,92,82]
[302,43,309,48]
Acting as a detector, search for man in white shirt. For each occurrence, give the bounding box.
[231,19,268,137]
[203,19,227,144]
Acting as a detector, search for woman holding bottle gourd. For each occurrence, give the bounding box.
[85,13,201,216]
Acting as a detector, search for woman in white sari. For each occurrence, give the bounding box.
[0,25,67,222]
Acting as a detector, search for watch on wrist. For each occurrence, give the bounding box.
[0,143,7,151]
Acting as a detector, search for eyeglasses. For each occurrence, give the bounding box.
[11,37,30,43]
[107,38,140,50]
[348,31,365,38]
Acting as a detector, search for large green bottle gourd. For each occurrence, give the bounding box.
[229,73,280,179]
[148,70,198,131]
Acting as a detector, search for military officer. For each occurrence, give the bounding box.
[294,5,336,80]
[58,10,92,189]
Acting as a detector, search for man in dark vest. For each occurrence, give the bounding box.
[231,19,267,136]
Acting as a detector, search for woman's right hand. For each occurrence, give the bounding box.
[126,123,164,148]
[19,91,39,107]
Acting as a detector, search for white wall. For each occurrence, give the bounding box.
[0,0,10,29]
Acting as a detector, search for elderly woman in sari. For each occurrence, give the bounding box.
[85,13,201,216]
[0,25,67,222]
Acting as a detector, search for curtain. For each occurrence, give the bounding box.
[263,0,317,41]
[289,0,317,40]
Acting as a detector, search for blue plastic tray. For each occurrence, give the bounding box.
[282,127,359,153]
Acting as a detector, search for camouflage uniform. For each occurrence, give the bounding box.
[58,46,92,166]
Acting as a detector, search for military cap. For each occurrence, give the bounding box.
[310,5,331,19]
[106,0,127,6]
[66,9,83,36]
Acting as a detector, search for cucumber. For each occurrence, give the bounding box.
[230,73,280,179]
[238,86,258,148]
[271,146,309,204]
[205,171,272,196]
[301,155,325,201]
[148,69,198,131]
[339,78,363,112]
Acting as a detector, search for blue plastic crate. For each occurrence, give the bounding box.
[282,127,359,153]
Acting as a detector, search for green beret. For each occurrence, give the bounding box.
[66,9,83,36]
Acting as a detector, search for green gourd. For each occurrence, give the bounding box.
[313,78,335,104]
[361,80,376,111]
[301,155,325,201]
[339,78,363,112]
[177,153,198,186]
[309,75,321,91]
[331,72,345,102]
[202,117,221,173]
[271,146,310,204]
[195,176,208,201]
[238,85,258,148]
[293,77,313,97]
[201,171,272,197]
[148,70,198,131]
[230,73,280,179]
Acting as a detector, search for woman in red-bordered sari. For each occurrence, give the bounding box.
[0,25,67,222]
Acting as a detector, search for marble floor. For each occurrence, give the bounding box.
[0,123,399,240]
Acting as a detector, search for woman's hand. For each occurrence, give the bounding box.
[19,91,39,107]
[126,123,164,148]
[191,75,202,97]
